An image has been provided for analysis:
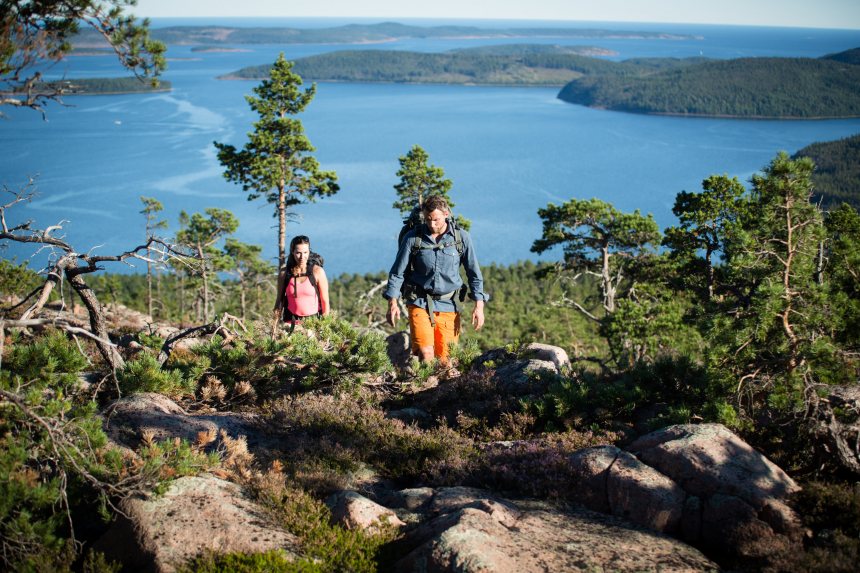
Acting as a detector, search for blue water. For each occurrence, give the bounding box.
[3,21,860,276]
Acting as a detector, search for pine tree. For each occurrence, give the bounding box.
[531,198,675,365]
[176,209,239,322]
[140,196,168,318]
[214,54,338,269]
[709,153,831,414]
[392,144,470,229]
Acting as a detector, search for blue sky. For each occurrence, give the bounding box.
[133,0,860,29]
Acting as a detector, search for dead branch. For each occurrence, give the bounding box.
[551,294,601,323]
[1,185,198,370]
[0,317,116,348]
[157,313,247,365]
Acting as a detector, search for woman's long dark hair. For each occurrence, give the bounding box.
[286,235,311,276]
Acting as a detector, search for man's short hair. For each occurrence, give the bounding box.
[422,195,450,214]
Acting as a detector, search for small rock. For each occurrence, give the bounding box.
[522,343,570,371]
[386,331,412,369]
[327,491,406,534]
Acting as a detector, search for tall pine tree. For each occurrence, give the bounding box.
[214,54,338,269]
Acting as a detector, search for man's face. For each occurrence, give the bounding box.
[425,208,449,235]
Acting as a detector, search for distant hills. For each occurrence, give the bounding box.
[71,22,699,47]
[68,23,860,120]
[794,134,860,211]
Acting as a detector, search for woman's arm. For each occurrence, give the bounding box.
[315,265,330,315]
[273,267,287,312]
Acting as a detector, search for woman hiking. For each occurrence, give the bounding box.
[274,235,330,329]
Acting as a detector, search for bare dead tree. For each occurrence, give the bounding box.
[1,184,194,370]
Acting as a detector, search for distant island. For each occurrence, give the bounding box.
[220,44,860,119]
[794,133,860,210]
[71,21,700,47]
[223,45,623,87]
[190,47,251,53]
[35,77,172,95]
[557,49,860,119]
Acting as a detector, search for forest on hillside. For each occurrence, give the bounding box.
[223,46,627,86]
[795,133,860,210]
[557,54,860,118]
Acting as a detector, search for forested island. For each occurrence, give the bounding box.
[34,77,172,95]
[558,50,860,118]
[796,133,860,210]
[71,21,699,47]
[224,45,627,86]
[224,45,860,118]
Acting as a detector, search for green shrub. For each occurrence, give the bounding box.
[220,474,397,573]
[279,316,391,390]
[193,336,254,389]
[525,355,732,432]
[181,549,319,572]
[118,353,196,397]
[762,481,860,573]
[137,438,221,494]
[0,334,115,571]
[165,348,211,389]
[267,394,473,483]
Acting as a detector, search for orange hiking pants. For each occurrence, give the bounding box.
[408,305,461,362]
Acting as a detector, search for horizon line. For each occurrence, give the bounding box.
[137,16,860,32]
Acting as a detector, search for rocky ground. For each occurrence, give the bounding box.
[88,307,807,572]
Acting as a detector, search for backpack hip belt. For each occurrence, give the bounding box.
[405,285,465,327]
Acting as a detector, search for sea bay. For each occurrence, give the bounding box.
[3,20,860,275]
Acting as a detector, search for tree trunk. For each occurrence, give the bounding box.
[239,275,247,321]
[199,244,210,323]
[20,268,62,320]
[601,242,615,313]
[68,271,124,370]
[278,180,287,269]
[146,256,154,318]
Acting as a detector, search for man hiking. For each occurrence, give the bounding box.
[384,195,487,364]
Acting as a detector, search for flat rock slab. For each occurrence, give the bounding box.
[394,487,718,572]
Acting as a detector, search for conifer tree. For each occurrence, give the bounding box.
[532,198,673,365]
[662,175,747,304]
[214,54,338,269]
[176,209,238,322]
[223,238,273,320]
[393,144,470,229]
[140,196,168,318]
[708,153,831,414]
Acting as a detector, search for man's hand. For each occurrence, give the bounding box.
[472,300,485,331]
[387,298,401,327]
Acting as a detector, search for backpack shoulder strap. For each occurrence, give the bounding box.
[409,234,423,256]
[306,262,323,315]
[453,225,465,257]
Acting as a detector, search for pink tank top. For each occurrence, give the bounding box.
[285,275,319,318]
